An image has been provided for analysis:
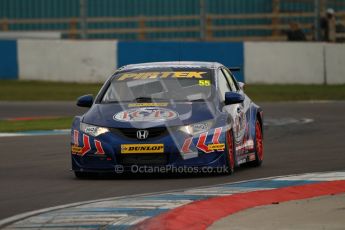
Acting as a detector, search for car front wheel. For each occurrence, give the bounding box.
[74,171,95,179]
[225,129,236,174]
[251,120,263,167]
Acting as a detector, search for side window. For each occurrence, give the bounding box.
[222,68,239,91]
[218,69,231,102]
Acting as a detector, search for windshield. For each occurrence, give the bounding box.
[102,67,213,103]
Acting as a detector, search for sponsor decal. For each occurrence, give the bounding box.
[207,143,225,151]
[114,108,178,122]
[181,127,225,154]
[196,132,212,153]
[212,127,222,144]
[79,134,91,156]
[235,140,254,151]
[71,146,82,154]
[94,140,105,155]
[121,144,164,154]
[71,131,105,156]
[181,137,193,153]
[128,103,169,107]
[73,130,79,146]
[248,152,256,161]
[234,108,247,140]
[237,158,247,164]
[117,72,206,81]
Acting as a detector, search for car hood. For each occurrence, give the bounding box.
[82,102,217,128]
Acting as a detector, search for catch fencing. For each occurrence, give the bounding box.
[0,0,345,41]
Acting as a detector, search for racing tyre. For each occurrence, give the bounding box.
[251,120,264,167]
[225,129,236,174]
[74,171,94,179]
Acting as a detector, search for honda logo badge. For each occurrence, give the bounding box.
[137,130,149,140]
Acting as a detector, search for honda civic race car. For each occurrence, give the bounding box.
[71,61,263,178]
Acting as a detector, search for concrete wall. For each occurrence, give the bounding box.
[117,41,244,82]
[0,40,18,79]
[18,40,117,83]
[325,44,345,85]
[0,39,344,84]
[244,42,325,84]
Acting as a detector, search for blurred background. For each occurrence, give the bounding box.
[0,0,344,102]
[0,0,344,42]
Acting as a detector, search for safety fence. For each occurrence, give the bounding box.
[1,0,345,41]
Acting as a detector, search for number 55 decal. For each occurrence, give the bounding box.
[199,80,210,86]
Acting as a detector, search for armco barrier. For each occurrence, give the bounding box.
[18,40,117,83]
[0,40,18,79]
[117,41,245,82]
[244,42,325,84]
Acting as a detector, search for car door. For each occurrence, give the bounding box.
[222,67,253,162]
[218,67,249,163]
[217,68,246,161]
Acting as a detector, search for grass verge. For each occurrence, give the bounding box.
[244,84,345,102]
[0,81,344,132]
[0,117,73,132]
[1,80,345,102]
[0,80,102,101]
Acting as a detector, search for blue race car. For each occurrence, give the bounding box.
[71,62,263,178]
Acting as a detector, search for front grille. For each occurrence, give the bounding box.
[110,127,168,139]
[118,154,167,166]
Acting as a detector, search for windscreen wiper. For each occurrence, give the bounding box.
[134,97,166,102]
[102,100,119,104]
[190,98,206,102]
[134,97,153,102]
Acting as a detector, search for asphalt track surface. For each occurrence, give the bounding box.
[0,101,345,220]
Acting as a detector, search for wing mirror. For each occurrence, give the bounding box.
[76,94,93,108]
[228,67,240,72]
[238,82,245,90]
[225,92,244,105]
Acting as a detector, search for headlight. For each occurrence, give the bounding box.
[80,122,109,137]
[178,120,214,136]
